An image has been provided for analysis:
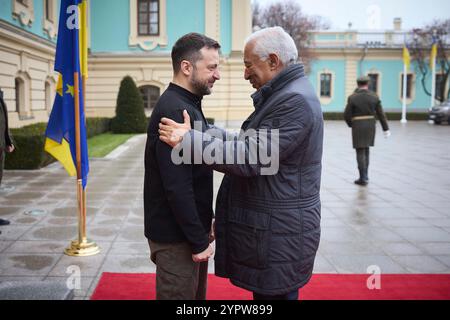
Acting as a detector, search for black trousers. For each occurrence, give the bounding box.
[0,150,4,186]
[356,148,370,170]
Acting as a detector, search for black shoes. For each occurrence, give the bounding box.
[354,179,368,186]
[0,218,10,226]
[354,168,369,186]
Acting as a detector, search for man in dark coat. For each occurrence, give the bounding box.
[0,88,15,228]
[144,33,220,300]
[159,27,323,300]
[344,76,390,186]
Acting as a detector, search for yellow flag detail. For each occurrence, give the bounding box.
[403,46,411,71]
[430,43,437,69]
[45,138,77,177]
[56,74,63,96]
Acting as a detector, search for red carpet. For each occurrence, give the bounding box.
[91,273,450,300]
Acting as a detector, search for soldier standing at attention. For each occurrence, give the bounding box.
[344,76,390,186]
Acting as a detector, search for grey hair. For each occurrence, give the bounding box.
[245,26,298,66]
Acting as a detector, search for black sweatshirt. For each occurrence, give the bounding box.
[144,83,213,254]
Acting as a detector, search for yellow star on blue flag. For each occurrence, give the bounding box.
[65,84,74,97]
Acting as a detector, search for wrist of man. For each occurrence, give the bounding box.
[191,240,210,255]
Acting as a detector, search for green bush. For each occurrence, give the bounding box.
[5,123,54,170]
[111,76,148,133]
[86,117,111,138]
[5,118,112,170]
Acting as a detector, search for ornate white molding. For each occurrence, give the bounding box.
[12,0,35,27]
[129,0,167,51]
[43,0,58,40]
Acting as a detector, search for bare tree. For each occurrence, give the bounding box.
[252,0,329,73]
[407,19,450,102]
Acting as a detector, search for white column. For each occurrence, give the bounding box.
[205,0,220,42]
[231,0,252,54]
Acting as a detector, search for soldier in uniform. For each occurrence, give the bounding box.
[0,88,14,228]
[344,76,390,186]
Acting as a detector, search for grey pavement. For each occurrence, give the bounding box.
[0,121,450,300]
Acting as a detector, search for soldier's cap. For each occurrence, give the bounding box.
[357,76,370,84]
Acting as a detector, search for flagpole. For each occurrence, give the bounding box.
[401,63,408,123]
[64,71,99,257]
[64,0,99,256]
[431,49,436,108]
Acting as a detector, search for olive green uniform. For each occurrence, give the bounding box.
[344,87,389,184]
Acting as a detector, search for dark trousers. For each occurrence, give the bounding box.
[149,240,208,300]
[0,150,4,185]
[356,147,370,170]
[253,290,299,300]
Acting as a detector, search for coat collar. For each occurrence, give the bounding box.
[168,82,203,109]
[251,63,305,110]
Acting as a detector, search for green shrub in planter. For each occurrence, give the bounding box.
[111,76,147,133]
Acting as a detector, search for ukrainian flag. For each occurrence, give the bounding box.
[403,45,411,71]
[430,42,438,69]
[45,0,89,188]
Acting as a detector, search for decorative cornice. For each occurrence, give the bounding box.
[0,20,56,54]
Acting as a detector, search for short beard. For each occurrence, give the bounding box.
[191,68,211,96]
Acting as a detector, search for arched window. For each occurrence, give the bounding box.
[14,73,31,118]
[45,79,55,114]
[139,85,160,111]
[15,77,24,113]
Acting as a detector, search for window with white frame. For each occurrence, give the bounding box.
[138,0,160,36]
[400,73,413,99]
[435,74,446,102]
[130,0,167,51]
[368,73,379,94]
[320,73,332,98]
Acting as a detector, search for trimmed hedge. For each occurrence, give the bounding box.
[5,123,53,170]
[322,112,429,121]
[111,76,148,133]
[5,118,111,170]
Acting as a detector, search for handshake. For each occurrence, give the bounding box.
[383,130,391,139]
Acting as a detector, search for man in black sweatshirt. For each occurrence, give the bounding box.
[144,33,220,300]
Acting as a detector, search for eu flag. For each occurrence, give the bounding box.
[45,0,89,188]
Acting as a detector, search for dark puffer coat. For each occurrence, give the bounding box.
[187,64,324,295]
